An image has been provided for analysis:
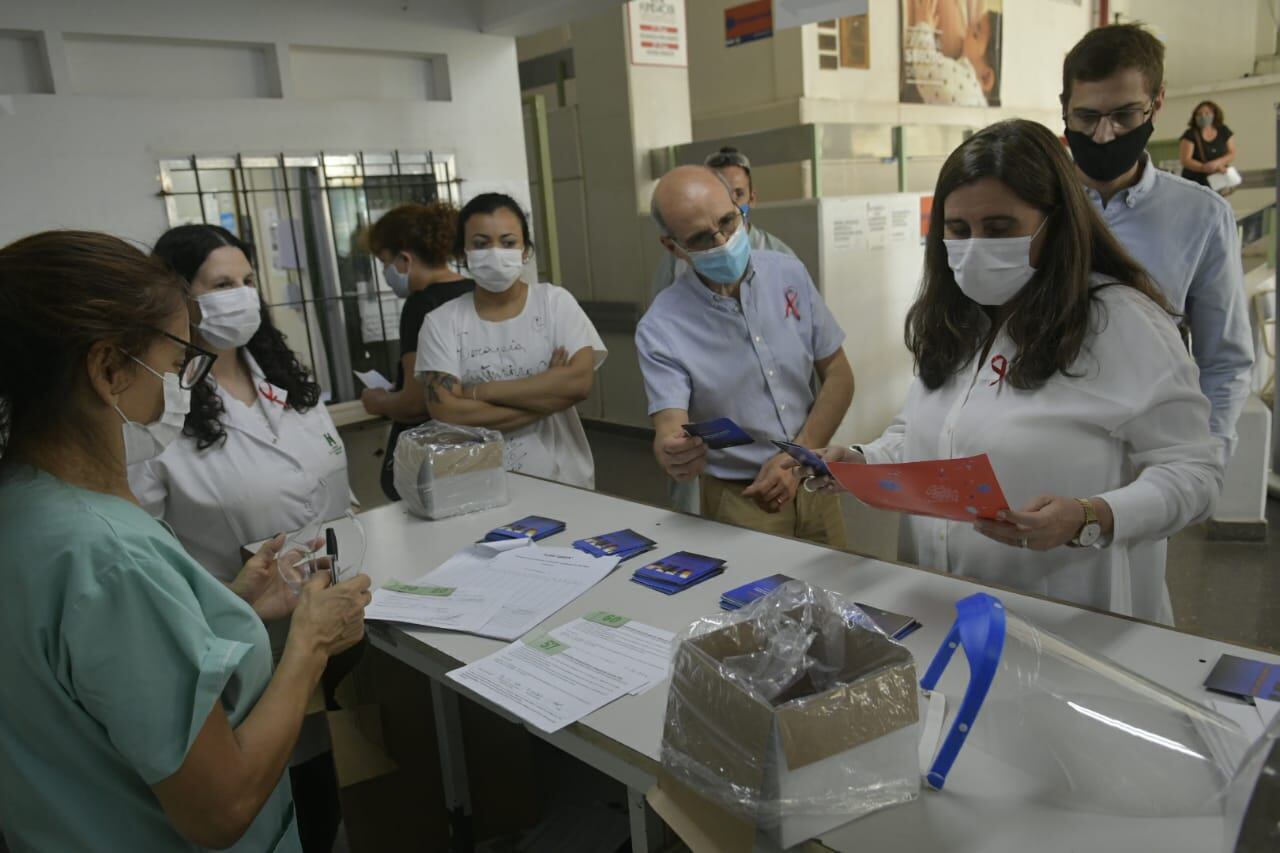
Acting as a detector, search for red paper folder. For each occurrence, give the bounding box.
[828,453,1010,522]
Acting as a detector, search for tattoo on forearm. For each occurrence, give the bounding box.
[421,371,459,406]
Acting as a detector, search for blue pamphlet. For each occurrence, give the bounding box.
[1205,654,1280,702]
[683,417,755,450]
[484,515,566,543]
[631,571,724,595]
[770,440,832,478]
[631,551,726,594]
[573,529,657,563]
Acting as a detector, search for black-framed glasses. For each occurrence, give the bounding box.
[155,329,216,389]
[1064,102,1154,136]
[675,208,744,254]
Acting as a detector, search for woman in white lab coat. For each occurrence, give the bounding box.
[801,120,1222,624]
[130,224,351,853]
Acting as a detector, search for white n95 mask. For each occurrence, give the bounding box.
[195,286,262,350]
[115,358,191,465]
[466,248,525,293]
[944,218,1048,306]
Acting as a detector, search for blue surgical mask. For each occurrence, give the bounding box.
[739,203,751,220]
[382,257,410,298]
[687,225,751,285]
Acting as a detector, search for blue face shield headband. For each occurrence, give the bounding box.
[919,592,1006,790]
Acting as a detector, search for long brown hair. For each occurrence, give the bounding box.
[0,231,185,459]
[907,119,1174,391]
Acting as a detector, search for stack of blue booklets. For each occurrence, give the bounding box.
[631,551,726,595]
[573,529,657,563]
[483,515,565,543]
[719,574,922,640]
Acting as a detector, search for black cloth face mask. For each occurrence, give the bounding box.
[1065,119,1155,183]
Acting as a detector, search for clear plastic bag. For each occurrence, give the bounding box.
[660,581,920,847]
[922,592,1255,818]
[393,421,509,520]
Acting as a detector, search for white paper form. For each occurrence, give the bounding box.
[365,580,511,634]
[548,612,676,695]
[420,543,620,640]
[353,369,394,391]
[448,634,647,732]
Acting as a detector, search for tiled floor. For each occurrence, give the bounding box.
[585,425,1280,653]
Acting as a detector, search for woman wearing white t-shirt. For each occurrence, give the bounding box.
[798,120,1222,623]
[415,193,606,488]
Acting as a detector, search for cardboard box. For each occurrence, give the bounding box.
[659,606,920,849]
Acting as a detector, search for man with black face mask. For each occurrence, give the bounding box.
[1061,24,1253,460]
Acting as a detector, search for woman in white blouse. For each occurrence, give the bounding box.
[804,120,1222,623]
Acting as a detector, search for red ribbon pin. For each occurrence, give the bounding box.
[784,287,800,320]
[259,383,285,406]
[989,354,1008,388]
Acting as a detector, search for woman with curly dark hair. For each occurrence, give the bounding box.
[359,202,472,500]
[128,224,351,853]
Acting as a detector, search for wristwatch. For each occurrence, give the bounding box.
[1070,498,1101,548]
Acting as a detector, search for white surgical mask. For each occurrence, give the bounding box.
[382,257,411,298]
[114,357,191,465]
[195,286,261,350]
[944,218,1048,306]
[466,248,525,293]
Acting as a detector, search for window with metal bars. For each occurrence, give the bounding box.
[157,151,461,405]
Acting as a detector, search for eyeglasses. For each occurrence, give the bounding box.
[675,209,744,254]
[155,329,217,389]
[1064,103,1154,136]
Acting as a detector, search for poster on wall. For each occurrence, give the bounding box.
[725,0,773,47]
[627,0,687,68]
[899,0,1002,107]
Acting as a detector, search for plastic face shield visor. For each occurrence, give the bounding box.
[921,593,1253,818]
[278,510,366,592]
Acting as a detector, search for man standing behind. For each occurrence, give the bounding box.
[1061,24,1253,456]
[637,166,854,546]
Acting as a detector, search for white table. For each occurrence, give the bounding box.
[348,475,1278,852]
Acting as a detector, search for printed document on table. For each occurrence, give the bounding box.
[364,580,511,634]
[548,612,676,695]
[448,634,647,732]
[419,543,620,640]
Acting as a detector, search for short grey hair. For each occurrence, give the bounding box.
[649,167,736,238]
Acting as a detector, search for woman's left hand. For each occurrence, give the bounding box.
[973,496,1085,551]
[230,533,314,621]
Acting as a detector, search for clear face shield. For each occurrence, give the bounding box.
[277,509,367,593]
[921,593,1255,819]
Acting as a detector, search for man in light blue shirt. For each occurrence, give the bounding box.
[637,165,854,546]
[1061,24,1253,456]
[649,147,798,300]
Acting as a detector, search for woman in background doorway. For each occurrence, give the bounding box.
[415,193,607,488]
[131,224,352,853]
[1179,100,1237,190]
[359,202,473,501]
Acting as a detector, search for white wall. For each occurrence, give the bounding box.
[687,0,807,138]
[0,0,529,248]
[1112,0,1264,89]
[1157,75,1279,175]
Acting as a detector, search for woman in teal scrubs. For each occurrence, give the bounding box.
[0,231,372,852]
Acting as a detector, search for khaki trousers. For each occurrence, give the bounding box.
[699,474,847,549]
